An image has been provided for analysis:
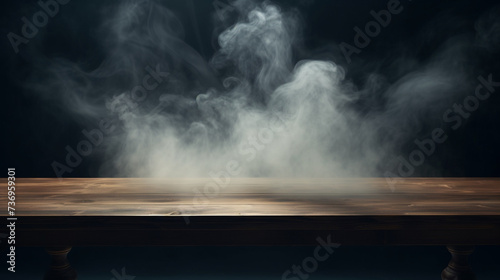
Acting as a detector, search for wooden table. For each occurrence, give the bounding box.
[1,178,499,279]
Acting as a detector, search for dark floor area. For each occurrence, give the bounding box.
[0,245,498,279]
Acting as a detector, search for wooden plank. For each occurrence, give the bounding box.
[1,178,499,246]
[1,178,500,216]
[12,216,500,246]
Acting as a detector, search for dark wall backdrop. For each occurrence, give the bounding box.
[0,0,499,177]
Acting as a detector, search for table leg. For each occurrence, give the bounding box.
[441,246,476,280]
[43,247,77,280]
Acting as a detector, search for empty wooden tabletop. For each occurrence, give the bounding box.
[1,177,500,216]
[1,178,499,246]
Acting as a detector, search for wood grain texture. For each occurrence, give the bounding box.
[1,178,500,216]
[1,178,499,246]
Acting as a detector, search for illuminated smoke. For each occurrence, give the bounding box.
[29,0,497,179]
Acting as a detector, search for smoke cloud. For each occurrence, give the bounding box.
[27,0,499,179]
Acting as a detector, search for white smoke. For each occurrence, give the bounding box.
[29,0,496,179]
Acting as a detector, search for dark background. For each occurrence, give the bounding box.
[1,0,500,178]
[0,0,499,279]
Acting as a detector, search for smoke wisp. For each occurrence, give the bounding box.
[28,0,499,180]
